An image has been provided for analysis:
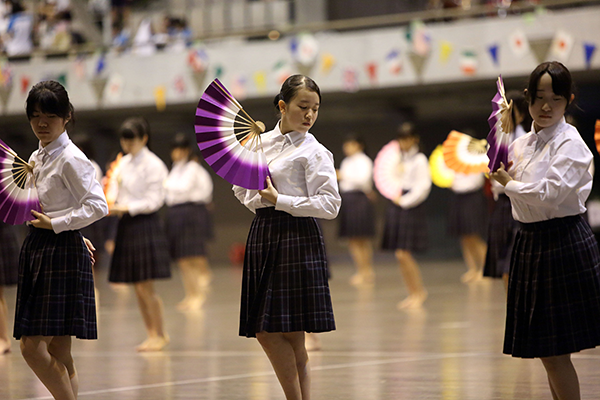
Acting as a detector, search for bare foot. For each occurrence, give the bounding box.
[397,291,428,310]
[136,337,154,352]
[0,341,10,355]
[349,273,363,286]
[140,336,170,352]
[199,273,212,288]
[176,298,193,311]
[461,270,476,283]
[350,272,375,286]
[178,295,205,312]
[305,333,322,352]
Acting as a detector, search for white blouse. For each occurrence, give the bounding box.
[165,160,213,206]
[30,132,108,233]
[115,147,168,216]
[505,117,593,223]
[339,152,373,193]
[395,146,431,209]
[233,122,341,220]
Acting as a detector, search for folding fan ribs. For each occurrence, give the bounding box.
[487,75,513,172]
[0,139,42,224]
[442,130,489,175]
[373,140,403,201]
[195,79,270,190]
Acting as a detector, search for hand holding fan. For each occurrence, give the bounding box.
[102,152,123,208]
[0,139,42,224]
[442,130,489,175]
[487,76,514,172]
[195,79,270,190]
[373,140,403,201]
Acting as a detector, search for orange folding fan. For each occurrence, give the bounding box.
[442,130,489,175]
[595,120,600,155]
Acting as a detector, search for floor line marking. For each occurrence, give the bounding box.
[19,352,482,400]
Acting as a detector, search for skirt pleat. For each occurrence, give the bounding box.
[447,190,489,238]
[109,213,171,283]
[504,215,600,358]
[381,202,428,252]
[484,194,518,278]
[338,191,376,238]
[166,203,213,259]
[14,227,97,340]
[240,207,335,338]
[0,223,20,286]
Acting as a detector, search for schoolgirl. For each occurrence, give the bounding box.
[164,133,214,311]
[14,80,108,399]
[233,74,340,400]
[483,90,530,288]
[447,170,489,283]
[381,122,431,309]
[0,222,20,354]
[108,117,171,352]
[337,134,376,285]
[491,61,600,400]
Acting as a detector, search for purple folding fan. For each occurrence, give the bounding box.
[0,139,42,225]
[194,79,270,190]
[487,75,514,173]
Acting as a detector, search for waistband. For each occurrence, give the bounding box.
[518,214,583,231]
[255,207,292,217]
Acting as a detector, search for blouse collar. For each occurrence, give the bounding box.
[275,121,306,146]
[38,131,69,159]
[532,117,567,144]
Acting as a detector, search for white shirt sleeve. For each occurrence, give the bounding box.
[51,157,109,233]
[505,138,592,208]
[275,150,341,220]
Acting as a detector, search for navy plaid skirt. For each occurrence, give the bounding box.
[381,201,428,252]
[484,195,517,278]
[109,212,171,283]
[240,207,335,338]
[14,227,97,340]
[447,190,489,238]
[0,223,20,286]
[338,191,376,238]
[504,215,600,358]
[166,203,213,259]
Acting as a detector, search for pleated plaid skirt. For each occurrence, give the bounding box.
[109,212,171,283]
[504,215,600,358]
[14,227,96,340]
[0,223,20,286]
[484,194,517,278]
[166,203,213,259]
[240,207,335,338]
[338,191,376,238]
[381,201,428,252]
[447,190,489,238]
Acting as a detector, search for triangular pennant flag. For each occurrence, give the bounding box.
[529,37,553,64]
[173,75,186,96]
[154,85,166,112]
[105,73,124,104]
[550,30,573,62]
[385,49,402,75]
[366,62,378,85]
[253,70,267,93]
[508,29,529,58]
[20,75,30,94]
[57,73,67,88]
[408,51,428,79]
[460,50,478,76]
[342,67,359,93]
[0,84,12,112]
[89,77,108,105]
[321,53,336,75]
[488,43,499,66]
[584,42,597,69]
[230,74,247,100]
[273,60,292,86]
[190,69,207,93]
[440,40,453,64]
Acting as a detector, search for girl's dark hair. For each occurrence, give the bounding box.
[526,61,573,105]
[171,132,191,149]
[397,121,419,140]
[273,74,321,112]
[343,133,366,149]
[26,80,74,124]
[119,117,150,140]
[506,90,532,130]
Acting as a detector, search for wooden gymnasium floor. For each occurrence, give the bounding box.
[2,257,600,400]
